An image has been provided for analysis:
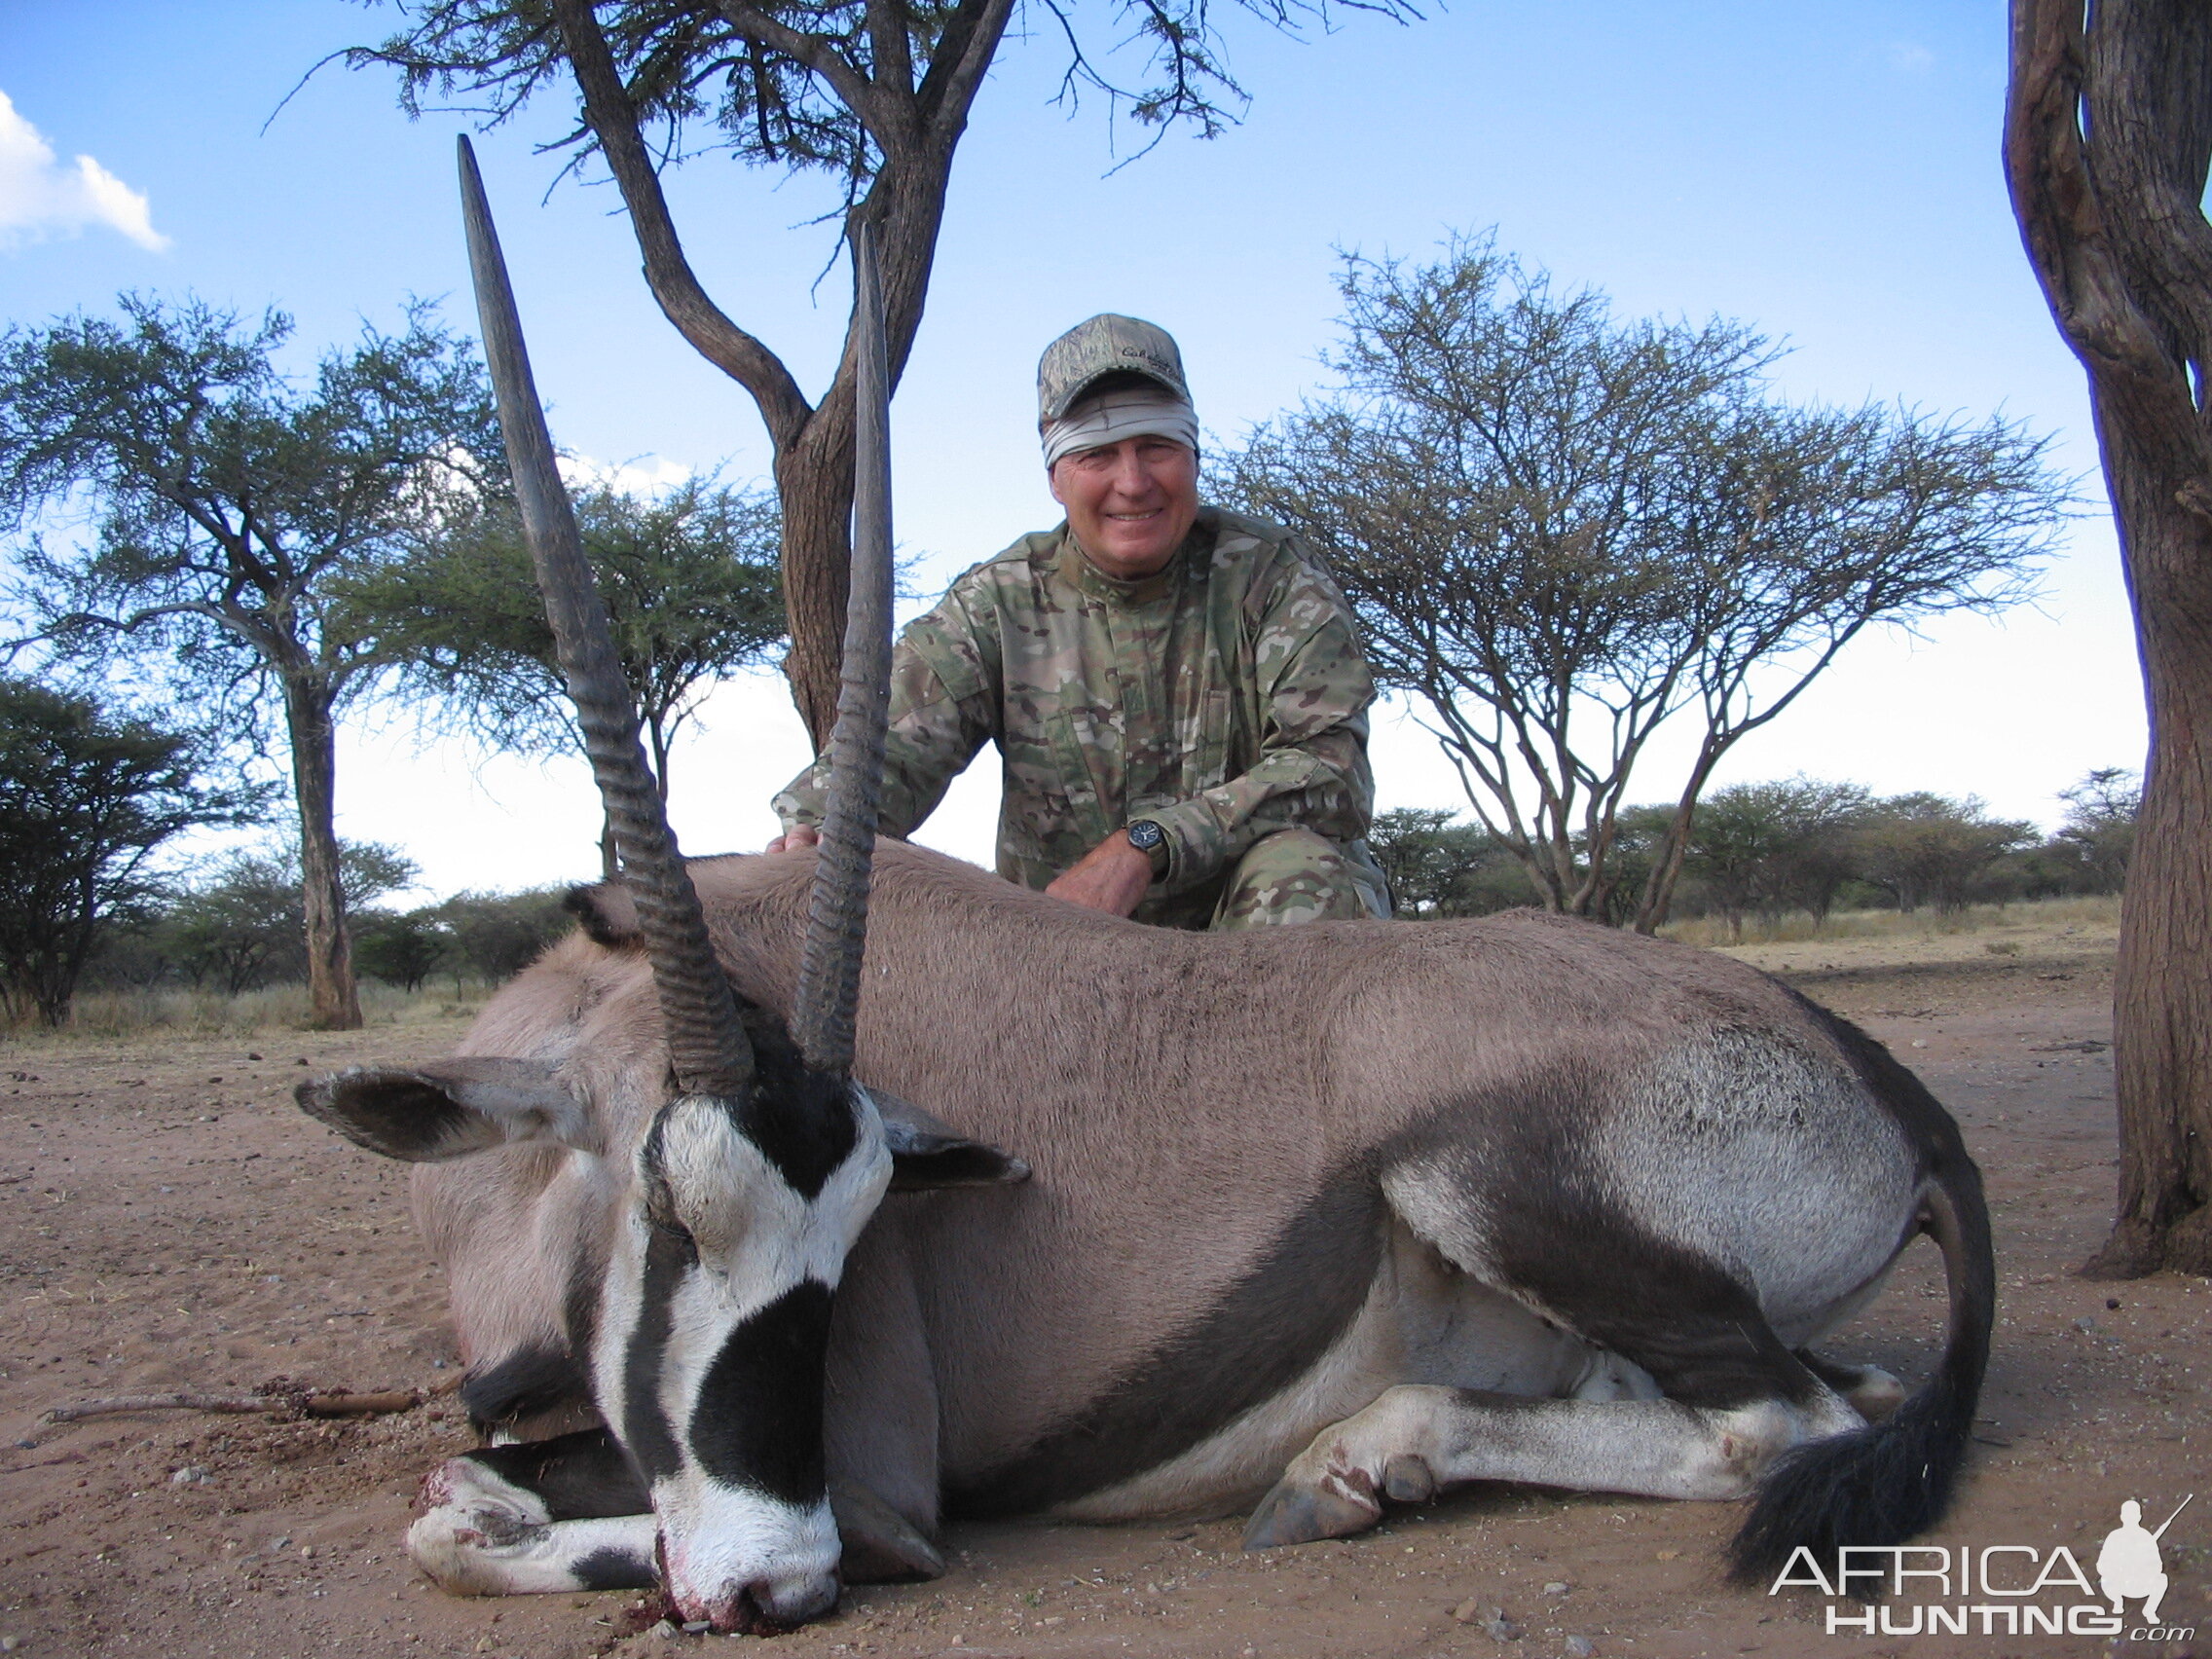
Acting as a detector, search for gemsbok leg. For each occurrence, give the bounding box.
[409,1426,947,1595]
[410,1430,657,1596]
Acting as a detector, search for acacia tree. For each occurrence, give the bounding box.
[2054,765,2139,892]
[1223,239,2068,922]
[2008,0,2212,1275]
[354,475,785,874]
[150,840,420,996]
[352,0,1411,744]
[0,680,259,1026]
[1679,776,1873,939]
[0,295,501,1028]
[1850,793,2038,917]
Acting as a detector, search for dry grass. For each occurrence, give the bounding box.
[1686,892,2121,990]
[12,894,2123,1045]
[4,980,494,1044]
[1661,892,2121,950]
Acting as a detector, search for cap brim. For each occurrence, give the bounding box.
[1040,367,1189,425]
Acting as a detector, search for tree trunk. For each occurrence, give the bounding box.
[776,417,857,748]
[1635,742,1727,935]
[2084,406,2212,1275]
[773,157,945,748]
[2008,0,2212,1275]
[283,675,360,1031]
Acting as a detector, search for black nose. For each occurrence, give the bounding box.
[749,1572,840,1628]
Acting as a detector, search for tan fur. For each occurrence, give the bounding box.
[414,842,1895,1493]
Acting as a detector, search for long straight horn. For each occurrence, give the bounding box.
[457,135,753,1099]
[790,222,895,1078]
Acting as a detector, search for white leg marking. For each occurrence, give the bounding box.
[1246,1382,1867,1547]
[408,1456,652,1596]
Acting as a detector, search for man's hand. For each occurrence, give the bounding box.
[1044,831,1154,917]
[765,825,822,854]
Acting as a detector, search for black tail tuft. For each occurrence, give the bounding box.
[1723,1365,1974,1588]
[1725,1090,1993,1592]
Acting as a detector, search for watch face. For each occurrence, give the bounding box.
[1127,820,1165,852]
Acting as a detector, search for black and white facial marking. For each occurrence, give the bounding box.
[590,1045,892,1635]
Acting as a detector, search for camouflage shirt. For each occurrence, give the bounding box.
[773,506,1377,919]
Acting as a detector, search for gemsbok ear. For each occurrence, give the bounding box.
[296,1058,598,1161]
[861,1085,1031,1191]
[563,882,642,950]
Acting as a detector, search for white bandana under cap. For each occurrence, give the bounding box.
[1042,385,1199,468]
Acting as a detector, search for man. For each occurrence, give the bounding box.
[769,313,1386,929]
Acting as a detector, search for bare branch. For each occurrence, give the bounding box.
[548,0,815,446]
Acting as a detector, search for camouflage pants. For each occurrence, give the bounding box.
[1135,829,1386,932]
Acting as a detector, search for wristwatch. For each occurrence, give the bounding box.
[1125,819,1169,876]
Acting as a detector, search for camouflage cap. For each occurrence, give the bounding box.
[1037,313,1191,424]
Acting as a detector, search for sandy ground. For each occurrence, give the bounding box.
[0,911,2204,1659]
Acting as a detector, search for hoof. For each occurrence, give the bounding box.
[830,1477,945,1584]
[1242,1474,1382,1551]
[1845,1367,1907,1422]
[1382,1454,1436,1504]
[406,1505,548,1597]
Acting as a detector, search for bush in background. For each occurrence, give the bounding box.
[1375,766,2136,935]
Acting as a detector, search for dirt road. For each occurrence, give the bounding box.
[0,933,2202,1659]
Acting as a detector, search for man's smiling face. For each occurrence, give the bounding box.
[1049,434,1200,579]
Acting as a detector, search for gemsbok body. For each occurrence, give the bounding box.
[299,134,1990,1637]
[302,839,1993,1626]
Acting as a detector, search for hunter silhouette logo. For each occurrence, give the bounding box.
[2097,1495,2190,1626]
[1772,1492,2196,1640]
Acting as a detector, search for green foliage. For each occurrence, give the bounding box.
[2052,766,2138,894]
[0,291,503,1024]
[136,840,420,995]
[1681,777,1875,938]
[1459,771,2139,936]
[352,909,450,992]
[355,477,784,794]
[1851,793,2040,915]
[93,867,572,996]
[1648,779,2088,928]
[1366,807,1533,917]
[428,887,574,984]
[0,294,501,725]
[0,679,260,1025]
[354,0,1410,202]
[1219,234,2071,926]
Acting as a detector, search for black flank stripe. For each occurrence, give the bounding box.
[1399,1064,1819,1412]
[689,1279,834,1508]
[949,1171,1385,1518]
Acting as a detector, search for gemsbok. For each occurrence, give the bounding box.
[292,140,1994,1639]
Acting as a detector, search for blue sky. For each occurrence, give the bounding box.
[1,2,2143,898]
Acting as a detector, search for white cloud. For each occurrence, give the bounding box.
[558,453,694,498]
[0,90,170,252]
[1884,42,1936,76]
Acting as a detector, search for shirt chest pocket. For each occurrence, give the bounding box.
[1165,685,1235,795]
[1000,679,1117,832]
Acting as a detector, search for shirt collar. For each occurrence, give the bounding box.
[1053,509,1216,606]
